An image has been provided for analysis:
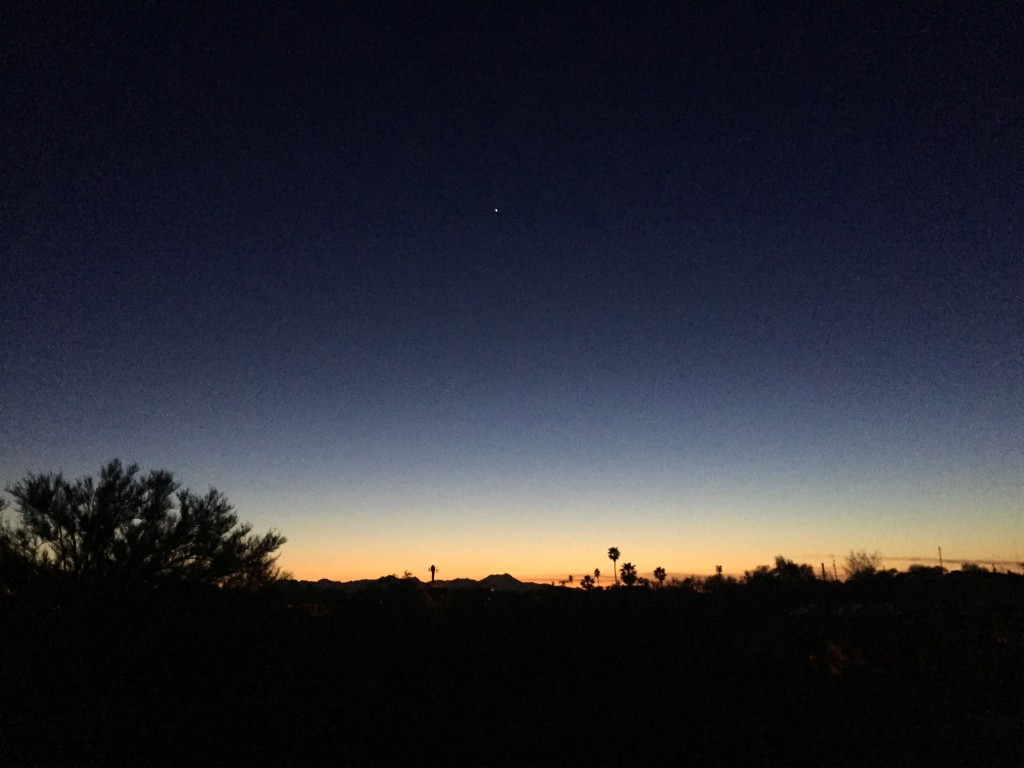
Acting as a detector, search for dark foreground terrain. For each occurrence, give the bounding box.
[2,571,1021,766]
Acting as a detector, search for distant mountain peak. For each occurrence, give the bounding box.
[478,573,542,591]
[292,573,542,593]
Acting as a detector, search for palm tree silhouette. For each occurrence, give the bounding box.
[620,561,638,587]
[654,566,666,588]
[608,547,620,586]
[594,568,601,587]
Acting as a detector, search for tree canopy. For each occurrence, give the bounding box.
[619,561,638,587]
[743,556,817,585]
[844,549,883,579]
[0,459,286,589]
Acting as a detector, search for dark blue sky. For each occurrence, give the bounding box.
[2,2,1021,579]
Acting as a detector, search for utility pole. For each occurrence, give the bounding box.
[832,558,838,581]
[938,547,943,570]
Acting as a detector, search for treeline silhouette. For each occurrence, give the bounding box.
[2,561,1021,765]
[1,463,1021,765]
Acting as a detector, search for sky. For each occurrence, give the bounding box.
[2,2,1021,582]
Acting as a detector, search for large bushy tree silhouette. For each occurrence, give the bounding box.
[743,555,817,585]
[0,459,286,589]
[845,549,883,579]
[620,561,638,587]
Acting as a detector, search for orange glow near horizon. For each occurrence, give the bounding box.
[235,459,1023,586]
[277,545,1022,584]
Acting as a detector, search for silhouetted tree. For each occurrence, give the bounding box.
[0,459,285,589]
[844,549,882,579]
[772,555,816,581]
[620,562,638,587]
[580,574,595,590]
[608,547,620,586]
[429,564,437,583]
[594,567,601,587]
[653,566,666,588]
[743,556,816,585]
[702,571,737,593]
[0,496,40,587]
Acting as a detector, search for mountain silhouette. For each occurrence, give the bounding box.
[294,573,543,593]
[478,573,543,592]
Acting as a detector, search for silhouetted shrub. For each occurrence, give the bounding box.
[0,459,285,590]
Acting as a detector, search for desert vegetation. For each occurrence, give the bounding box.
[1,464,1021,766]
